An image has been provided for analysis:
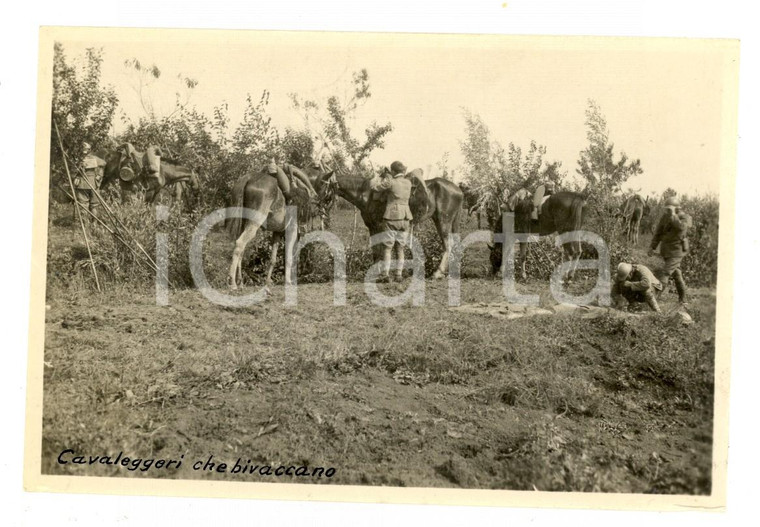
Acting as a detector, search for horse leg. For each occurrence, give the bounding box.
[283,225,298,286]
[514,240,528,281]
[228,220,262,290]
[568,241,582,282]
[432,215,449,280]
[264,232,282,294]
[562,242,578,284]
[634,217,640,245]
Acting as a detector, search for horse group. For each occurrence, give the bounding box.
[96,143,200,208]
[225,163,589,290]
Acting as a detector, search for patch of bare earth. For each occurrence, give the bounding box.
[42,277,715,493]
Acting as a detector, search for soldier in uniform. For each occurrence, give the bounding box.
[370,161,414,282]
[648,196,692,304]
[74,142,105,217]
[611,262,663,313]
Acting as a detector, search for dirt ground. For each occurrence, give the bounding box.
[40,208,717,493]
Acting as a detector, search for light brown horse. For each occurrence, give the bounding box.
[226,166,319,290]
[310,167,463,279]
[619,194,650,245]
[492,189,587,282]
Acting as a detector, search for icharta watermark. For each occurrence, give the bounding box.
[155,205,612,308]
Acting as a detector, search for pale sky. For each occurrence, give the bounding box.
[58,30,736,196]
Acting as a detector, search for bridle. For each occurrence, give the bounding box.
[314,172,338,222]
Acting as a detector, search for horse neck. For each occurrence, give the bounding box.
[335,175,371,210]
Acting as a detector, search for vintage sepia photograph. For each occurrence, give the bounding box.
[25,26,738,509]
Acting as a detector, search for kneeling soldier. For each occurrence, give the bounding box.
[612,262,662,313]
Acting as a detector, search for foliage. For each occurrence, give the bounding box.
[576,100,643,196]
[281,128,316,168]
[290,69,393,176]
[677,194,720,286]
[459,110,566,230]
[118,92,281,210]
[122,57,198,121]
[436,151,454,181]
[51,43,118,183]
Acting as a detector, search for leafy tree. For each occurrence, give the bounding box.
[290,69,393,175]
[436,151,453,181]
[281,128,315,167]
[118,89,282,209]
[459,110,560,228]
[662,187,678,202]
[576,99,642,195]
[50,43,118,181]
[122,57,197,121]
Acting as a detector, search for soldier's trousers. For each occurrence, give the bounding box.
[381,220,410,279]
[658,256,687,302]
[74,189,99,217]
[622,288,661,313]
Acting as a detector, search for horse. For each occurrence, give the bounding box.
[226,165,319,291]
[619,194,650,245]
[491,189,587,282]
[146,157,201,211]
[458,182,482,228]
[99,143,199,209]
[310,167,463,279]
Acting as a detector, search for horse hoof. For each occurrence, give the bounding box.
[433,271,445,280]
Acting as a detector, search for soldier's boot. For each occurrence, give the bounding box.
[395,246,405,281]
[379,246,393,283]
[643,290,662,314]
[673,269,688,304]
[655,270,670,299]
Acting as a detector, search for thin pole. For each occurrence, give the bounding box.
[64,149,170,286]
[54,121,101,292]
[59,187,159,275]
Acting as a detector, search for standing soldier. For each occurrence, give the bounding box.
[370,161,414,282]
[648,196,692,304]
[612,262,663,313]
[74,142,105,218]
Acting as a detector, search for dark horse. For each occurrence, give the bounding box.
[310,167,463,279]
[226,165,318,290]
[99,143,199,208]
[491,189,587,282]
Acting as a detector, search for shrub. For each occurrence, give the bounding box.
[680,195,719,287]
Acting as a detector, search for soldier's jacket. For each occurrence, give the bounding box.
[370,173,414,221]
[650,208,692,258]
[76,154,106,190]
[611,264,663,301]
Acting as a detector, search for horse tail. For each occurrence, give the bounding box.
[569,195,585,245]
[226,174,252,239]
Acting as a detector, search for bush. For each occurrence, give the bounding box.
[47,200,221,292]
[680,195,719,287]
